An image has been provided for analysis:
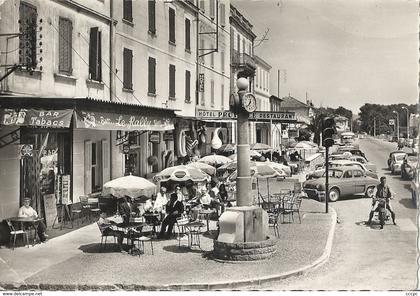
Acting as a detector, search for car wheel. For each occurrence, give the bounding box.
[328,188,340,202]
[365,186,375,198]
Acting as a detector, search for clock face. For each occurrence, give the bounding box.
[242,93,257,112]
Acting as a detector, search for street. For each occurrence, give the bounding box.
[248,137,418,290]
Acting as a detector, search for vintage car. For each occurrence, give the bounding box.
[401,153,418,180]
[303,166,380,202]
[411,166,419,207]
[306,160,378,180]
[387,151,404,169]
[337,147,367,160]
[349,156,377,173]
[390,151,407,174]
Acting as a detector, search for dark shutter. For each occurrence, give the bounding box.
[19,2,37,68]
[185,70,191,101]
[59,18,72,74]
[210,80,214,106]
[185,18,190,51]
[210,0,215,18]
[221,84,225,108]
[148,0,156,34]
[199,0,205,11]
[169,8,175,43]
[148,57,156,94]
[169,64,176,98]
[123,0,133,22]
[89,27,98,80]
[220,3,226,26]
[221,50,224,73]
[98,30,102,81]
[123,48,133,90]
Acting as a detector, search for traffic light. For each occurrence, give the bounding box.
[322,116,336,147]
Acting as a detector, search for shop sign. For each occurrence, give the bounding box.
[198,73,205,92]
[74,110,174,131]
[0,108,73,128]
[195,109,296,122]
[20,144,33,157]
[122,144,130,154]
[163,132,174,141]
[149,132,161,143]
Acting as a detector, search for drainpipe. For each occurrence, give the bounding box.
[109,0,115,178]
[195,10,200,107]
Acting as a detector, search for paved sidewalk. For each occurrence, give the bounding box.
[0,199,336,290]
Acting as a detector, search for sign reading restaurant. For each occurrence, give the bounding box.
[196,109,296,122]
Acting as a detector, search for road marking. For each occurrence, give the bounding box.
[396,218,417,232]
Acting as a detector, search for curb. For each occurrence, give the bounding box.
[0,207,337,291]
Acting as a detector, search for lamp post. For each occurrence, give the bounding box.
[402,106,410,141]
[392,110,400,141]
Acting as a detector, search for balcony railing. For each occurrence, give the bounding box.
[232,50,256,70]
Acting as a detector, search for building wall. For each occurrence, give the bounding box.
[0,0,111,101]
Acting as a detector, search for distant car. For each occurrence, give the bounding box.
[349,156,377,173]
[337,147,367,160]
[411,166,419,207]
[390,152,407,174]
[306,160,378,180]
[303,166,380,202]
[387,151,404,169]
[401,154,418,180]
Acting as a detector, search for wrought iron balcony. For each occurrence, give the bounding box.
[232,50,256,77]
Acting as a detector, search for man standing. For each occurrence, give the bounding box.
[18,198,48,242]
[367,176,397,229]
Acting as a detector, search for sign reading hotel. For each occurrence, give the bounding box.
[196,109,296,122]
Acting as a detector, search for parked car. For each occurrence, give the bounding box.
[306,160,378,180]
[390,152,407,174]
[411,166,419,207]
[401,153,418,180]
[337,147,367,160]
[303,166,380,202]
[349,156,377,173]
[387,151,404,169]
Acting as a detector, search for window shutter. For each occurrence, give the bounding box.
[211,52,214,68]
[210,0,215,19]
[123,48,133,89]
[169,64,176,98]
[123,0,133,22]
[169,8,175,43]
[210,80,214,107]
[185,18,191,51]
[19,2,37,68]
[199,0,205,12]
[185,70,190,101]
[148,57,156,94]
[200,39,205,64]
[59,18,72,74]
[97,30,102,81]
[84,140,92,195]
[148,0,156,34]
[89,27,98,80]
[221,84,225,109]
[102,139,110,185]
[220,3,226,27]
[221,50,225,73]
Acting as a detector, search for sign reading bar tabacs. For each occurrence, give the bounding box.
[196,110,296,122]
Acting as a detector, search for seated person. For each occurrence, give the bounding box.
[201,186,222,216]
[18,197,48,242]
[97,212,125,252]
[158,193,184,239]
[218,183,232,209]
[119,196,134,225]
[175,185,185,202]
[143,194,164,225]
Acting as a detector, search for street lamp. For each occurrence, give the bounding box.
[402,106,410,141]
[392,110,400,141]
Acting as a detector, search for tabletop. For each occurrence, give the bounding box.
[9,217,43,223]
[198,209,214,215]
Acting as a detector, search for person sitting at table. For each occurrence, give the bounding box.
[156,186,168,216]
[97,212,125,252]
[218,183,232,209]
[143,194,164,225]
[18,197,48,243]
[201,186,222,217]
[158,193,184,239]
[119,196,134,225]
[175,185,185,202]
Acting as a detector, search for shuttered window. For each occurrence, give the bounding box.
[185,18,191,51]
[169,8,175,44]
[209,0,215,19]
[123,0,133,22]
[221,50,225,73]
[237,34,240,52]
[210,79,214,107]
[123,48,133,90]
[220,3,226,27]
[221,84,225,109]
[169,64,176,98]
[242,39,246,54]
[84,140,92,195]
[148,0,156,34]
[19,2,37,68]
[185,70,191,102]
[210,52,214,68]
[148,56,156,95]
[89,27,102,81]
[58,17,72,75]
[199,0,205,12]
[200,39,205,64]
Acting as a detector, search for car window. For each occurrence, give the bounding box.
[324,170,343,178]
[358,157,366,163]
[395,154,406,161]
[353,170,364,178]
[343,170,352,178]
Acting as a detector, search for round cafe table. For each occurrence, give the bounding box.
[198,209,214,234]
[8,216,43,246]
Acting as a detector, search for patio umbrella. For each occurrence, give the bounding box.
[217,143,236,153]
[295,141,318,149]
[255,160,291,176]
[197,154,232,167]
[186,162,216,176]
[250,143,272,151]
[227,163,286,181]
[102,174,157,199]
[153,165,211,183]
[228,150,261,160]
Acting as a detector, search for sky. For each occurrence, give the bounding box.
[231,0,419,115]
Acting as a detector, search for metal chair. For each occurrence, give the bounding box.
[268,211,280,237]
[70,204,82,228]
[6,220,29,250]
[281,196,303,224]
[87,197,101,221]
[97,222,117,252]
[176,217,189,248]
[130,228,154,255]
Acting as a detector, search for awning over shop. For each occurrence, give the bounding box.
[0,108,73,128]
[74,109,174,131]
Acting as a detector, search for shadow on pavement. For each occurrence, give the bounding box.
[162,244,204,254]
[78,243,119,253]
[355,220,380,230]
[398,198,415,209]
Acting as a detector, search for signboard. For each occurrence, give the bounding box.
[0,108,73,128]
[74,110,174,131]
[198,73,205,92]
[163,132,174,141]
[20,144,33,157]
[195,109,296,122]
[43,193,57,227]
[149,132,161,143]
[389,119,395,126]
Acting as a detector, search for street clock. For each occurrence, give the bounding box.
[242,93,257,113]
[229,92,240,114]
